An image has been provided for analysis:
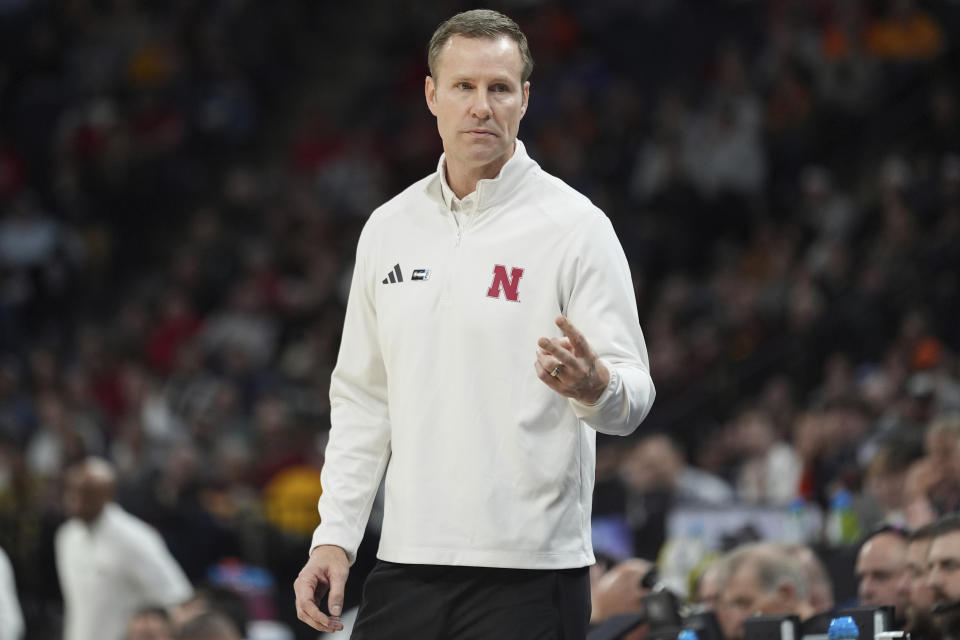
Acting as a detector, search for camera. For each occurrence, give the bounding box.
[587,586,724,640]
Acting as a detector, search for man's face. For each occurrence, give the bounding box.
[697,564,721,612]
[717,565,793,640]
[900,538,936,628]
[928,531,960,604]
[63,467,105,523]
[856,532,909,614]
[425,35,529,182]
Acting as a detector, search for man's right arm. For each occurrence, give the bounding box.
[312,223,392,562]
[296,224,392,631]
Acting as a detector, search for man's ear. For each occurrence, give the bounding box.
[425,75,438,116]
[520,81,530,119]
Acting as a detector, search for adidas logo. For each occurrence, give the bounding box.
[382,264,403,284]
[381,264,431,284]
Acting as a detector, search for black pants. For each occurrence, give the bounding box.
[350,561,591,640]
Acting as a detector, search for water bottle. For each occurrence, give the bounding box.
[678,629,700,640]
[825,489,861,545]
[783,497,808,543]
[827,616,859,640]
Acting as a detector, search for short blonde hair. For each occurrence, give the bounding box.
[427,9,533,82]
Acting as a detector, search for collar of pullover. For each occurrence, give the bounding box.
[436,139,535,214]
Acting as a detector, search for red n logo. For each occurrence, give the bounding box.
[486,265,524,302]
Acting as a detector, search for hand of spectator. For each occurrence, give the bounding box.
[536,316,610,404]
[591,558,654,623]
[293,545,349,633]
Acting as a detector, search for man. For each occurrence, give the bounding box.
[780,543,835,616]
[293,8,655,639]
[899,522,941,640]
[926,515,960,639]
[695,561,723,612]
[55,457,193,640]
[856,526,910,624]
[715,543,817,640]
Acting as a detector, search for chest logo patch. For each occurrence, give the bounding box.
[486,265,524,302]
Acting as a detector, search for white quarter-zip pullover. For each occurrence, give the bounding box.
[313,140,655,569]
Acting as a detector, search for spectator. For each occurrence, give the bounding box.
[855,526,910,625]
[694,560,723,612]
[899,522,941,640]
[925,515,960,639]
[55,457,192,640]
[733,408,802,505]
[778,543,835,616]
[714,543,817,640]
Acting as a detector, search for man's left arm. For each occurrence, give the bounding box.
[130,527,193,607]
[536,214,655,435]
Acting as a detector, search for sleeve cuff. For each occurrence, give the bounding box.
[569,360,618,418]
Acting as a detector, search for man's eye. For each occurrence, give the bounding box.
[492,84,509,92]
[458,83,472,90]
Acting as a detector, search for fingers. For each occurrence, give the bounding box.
[326,564,349,619]
[293,548,350,633]
[294,573,342,632]
[556,316,589,357]
[535,341,571,372]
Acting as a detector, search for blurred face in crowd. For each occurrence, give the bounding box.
[899,538,936,631]
[425,35,529,193]
[619,435,683,493]
[63,462,113,524]
[717,562,797,640]
[696,562,722,612]
[928,531,960,604]
[856,532,909,615]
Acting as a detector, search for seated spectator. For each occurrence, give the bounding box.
[904,414,960,528]
[778,543,835,616]
[715,542,818,640]
[694,560,723,612]
[899,522,940,640]
[733,409,802,505]
[855,525,910,627]
[620,433,734,507]
[619,433,733,560]
[925,515,960,639]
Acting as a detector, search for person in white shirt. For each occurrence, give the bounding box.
[293,9,655,639]
[0,544,24,640]
[55,457,193,640]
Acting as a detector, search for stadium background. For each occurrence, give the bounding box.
[1,0,959,637]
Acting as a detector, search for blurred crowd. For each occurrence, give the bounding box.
[1,0,960,638]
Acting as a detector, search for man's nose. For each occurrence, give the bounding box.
[470,90,491,118]
[896,573,912,598]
